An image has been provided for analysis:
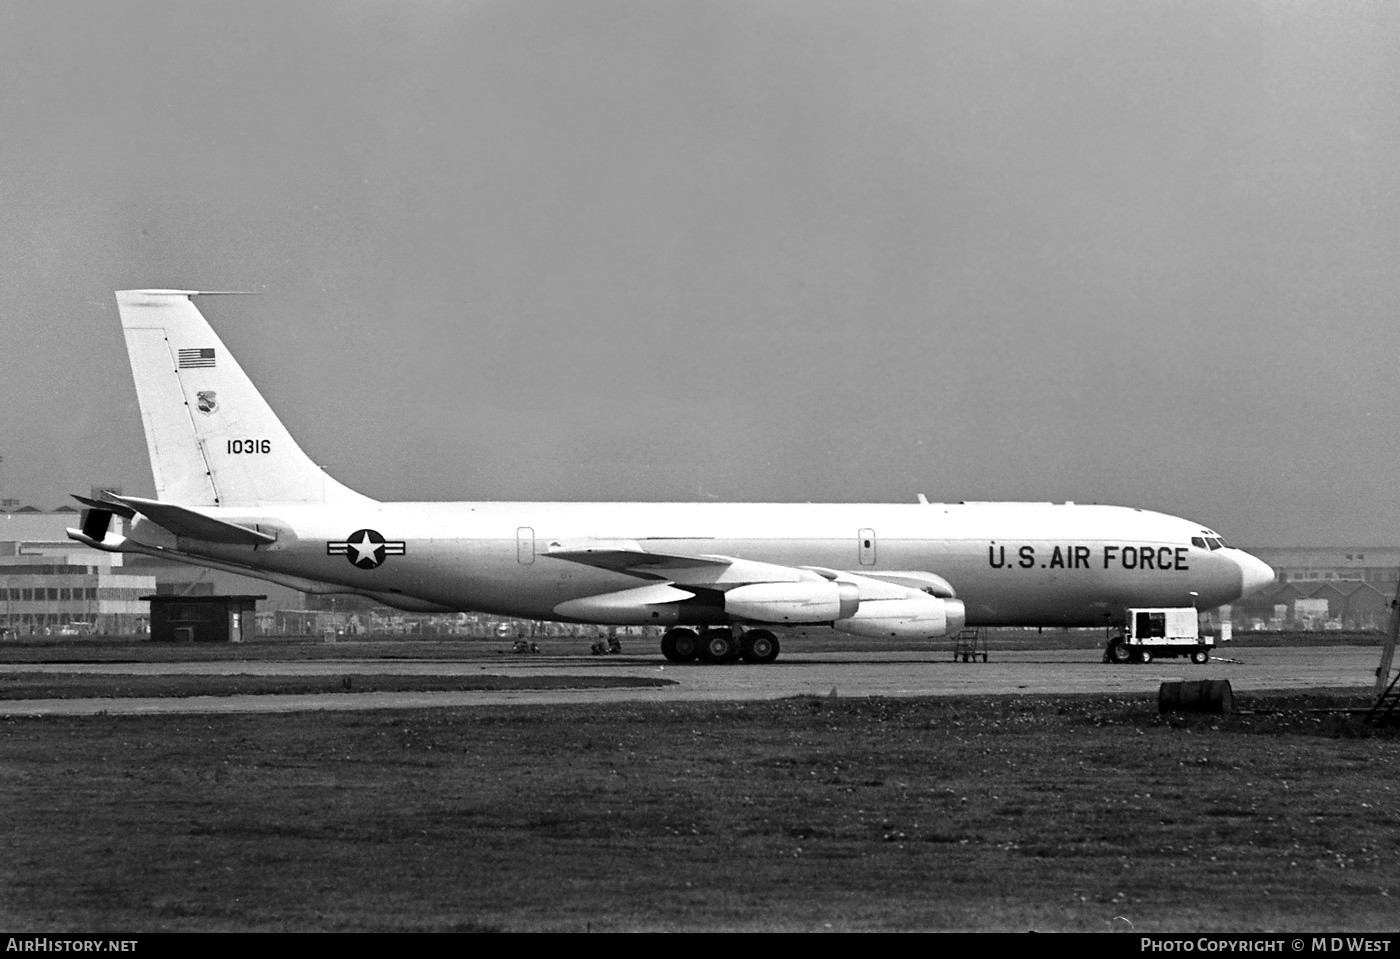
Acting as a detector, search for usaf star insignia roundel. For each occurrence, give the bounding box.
[327,529,407,569]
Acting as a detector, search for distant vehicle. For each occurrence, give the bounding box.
[1107,607,1212,665]
[57,622,93,637]
[68,290,1275,665]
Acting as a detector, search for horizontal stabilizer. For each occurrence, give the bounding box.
[65,527,126,552]
[114,494,276,546]
[71,493,137,519]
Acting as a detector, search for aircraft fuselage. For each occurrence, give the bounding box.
[129,500,1262,627]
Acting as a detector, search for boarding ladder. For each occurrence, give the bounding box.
[953,628,987,663]
[1365,579,1400,726]
[1369,671,1400,725]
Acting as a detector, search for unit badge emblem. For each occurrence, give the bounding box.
[196,391,217,414]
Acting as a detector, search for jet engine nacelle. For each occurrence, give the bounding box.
[833,596,967,640]
[724,581,861,623]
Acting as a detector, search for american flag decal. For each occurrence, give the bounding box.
[178,348,217,369]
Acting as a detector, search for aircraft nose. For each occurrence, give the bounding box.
[1235,552,1275,596]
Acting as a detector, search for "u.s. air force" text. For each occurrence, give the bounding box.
[988,544,1190,571]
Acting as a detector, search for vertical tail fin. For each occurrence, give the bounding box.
[115,289,371,508]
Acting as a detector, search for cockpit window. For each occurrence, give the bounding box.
[1205,537,1222,551]
[1191,537,1207,549]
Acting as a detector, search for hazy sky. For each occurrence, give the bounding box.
[1,1,1397,546]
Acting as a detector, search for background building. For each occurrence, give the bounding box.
[1235,547,1400,630]
[1,506,153,634]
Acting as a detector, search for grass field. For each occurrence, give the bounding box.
[0,672,674,700]
[2,688,1396,932]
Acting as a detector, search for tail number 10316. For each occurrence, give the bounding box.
[227,439,272,454]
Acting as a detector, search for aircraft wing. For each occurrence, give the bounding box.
[546,543,964,632]
[546,545,731,579]
[546,544,826,587]
[546,544,957,597]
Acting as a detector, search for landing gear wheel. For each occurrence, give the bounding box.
[1191,648,1209,665]
[661,628,699,663]
[1139,649,1154,665]
[740,629,780,664]
[697,629,739,664]
[1108,641,1132,664]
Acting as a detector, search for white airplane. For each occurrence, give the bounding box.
[69,290,1274,664]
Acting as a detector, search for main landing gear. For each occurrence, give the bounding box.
[660,627,780,665]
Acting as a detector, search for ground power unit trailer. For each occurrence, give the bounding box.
[1107,607,1213,664]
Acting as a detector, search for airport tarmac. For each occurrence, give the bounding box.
[0,646,1383,717]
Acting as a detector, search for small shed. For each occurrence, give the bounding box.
[143,594,266,643]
